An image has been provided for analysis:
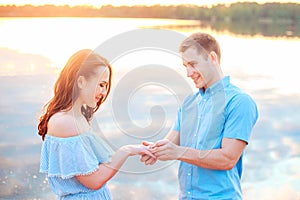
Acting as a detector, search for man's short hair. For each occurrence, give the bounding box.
[179,32,221,63]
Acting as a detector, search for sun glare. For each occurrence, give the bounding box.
[2,0,300,7]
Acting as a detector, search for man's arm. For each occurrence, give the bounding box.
[165,130,180,145]
[152,137,246,170]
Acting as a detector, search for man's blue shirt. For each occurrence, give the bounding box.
[173,76,258,200]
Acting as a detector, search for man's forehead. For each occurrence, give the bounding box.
[182,50,198,62]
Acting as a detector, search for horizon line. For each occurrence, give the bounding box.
[1,1,300,8]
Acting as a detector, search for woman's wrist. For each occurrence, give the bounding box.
[120,145,135,156]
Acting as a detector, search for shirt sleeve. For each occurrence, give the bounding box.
[173,107,182,132]
[223,93,258,144]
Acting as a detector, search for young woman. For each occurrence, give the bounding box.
[38,49,154,199]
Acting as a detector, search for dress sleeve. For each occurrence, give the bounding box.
[39,134,113,179]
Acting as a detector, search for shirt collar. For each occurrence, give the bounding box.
[198,76,230,97]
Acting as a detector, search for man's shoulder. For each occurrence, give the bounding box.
[226,83,252,100]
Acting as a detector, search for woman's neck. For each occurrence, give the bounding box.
[68,101,91,133]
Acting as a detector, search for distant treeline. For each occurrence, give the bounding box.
[1,3,300,22]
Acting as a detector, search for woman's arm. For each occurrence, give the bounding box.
[76,145,154,190]
[48,113,154,190]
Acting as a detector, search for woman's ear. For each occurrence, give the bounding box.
[77,76,86,89]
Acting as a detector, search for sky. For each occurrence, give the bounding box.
[1,0,300,7]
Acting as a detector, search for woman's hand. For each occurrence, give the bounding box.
[122,144,156,159]
[140,141,157,165]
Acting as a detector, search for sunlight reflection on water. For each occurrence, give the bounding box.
[0,17,300,199]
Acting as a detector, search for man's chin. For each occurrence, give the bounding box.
[195,83,202,88]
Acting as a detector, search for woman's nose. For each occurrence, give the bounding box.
[101,86,107,95]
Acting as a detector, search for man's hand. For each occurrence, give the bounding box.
[140,141,157,165]
[150,139,183,161]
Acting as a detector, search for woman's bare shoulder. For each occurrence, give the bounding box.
[47,112,79,138]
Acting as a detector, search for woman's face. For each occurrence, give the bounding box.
[79,66,110,108]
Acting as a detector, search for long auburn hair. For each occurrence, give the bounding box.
[38,49,112,140]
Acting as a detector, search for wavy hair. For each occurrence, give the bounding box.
[38,49,112,140]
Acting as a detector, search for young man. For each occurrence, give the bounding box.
[141,32,258,199]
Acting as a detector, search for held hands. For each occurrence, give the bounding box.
[140,141,157,165]
[140,139,182,165]
[123,144,156,159]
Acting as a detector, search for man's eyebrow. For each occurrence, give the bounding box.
[183,61,196,67]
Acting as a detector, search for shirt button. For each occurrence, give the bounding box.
[187,191,191,195]
[194,134,196,137]
[188,173,191,176]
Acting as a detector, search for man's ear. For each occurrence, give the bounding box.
[209,51,218,63]
[77,76,86,89]
[209,51,218,61]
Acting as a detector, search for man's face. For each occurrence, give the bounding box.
[182,46,213,89]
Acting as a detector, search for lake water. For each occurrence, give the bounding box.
[0,17,300,200]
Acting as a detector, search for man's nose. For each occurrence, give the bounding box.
[186,66,194,77]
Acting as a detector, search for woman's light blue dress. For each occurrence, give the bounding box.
[40,131,113,199]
